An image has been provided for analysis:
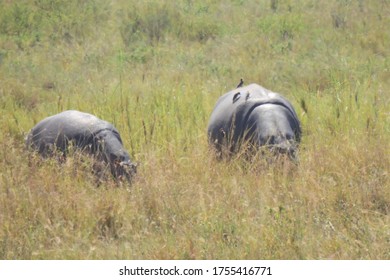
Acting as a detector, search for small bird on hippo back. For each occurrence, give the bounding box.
[236,78,244,88]
[26,110,137,184]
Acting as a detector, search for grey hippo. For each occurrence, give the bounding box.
[207,83,302,160]
[26,110,136,182]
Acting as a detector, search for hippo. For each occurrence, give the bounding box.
[207,83,301,160]
[26,110,136,182]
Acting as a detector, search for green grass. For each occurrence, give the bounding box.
[0,0,389,259]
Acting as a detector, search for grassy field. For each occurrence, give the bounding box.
[0,0,389,259]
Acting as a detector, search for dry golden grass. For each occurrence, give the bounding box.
[0,0,389,259]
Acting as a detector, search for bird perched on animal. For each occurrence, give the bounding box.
[236,78,244,88]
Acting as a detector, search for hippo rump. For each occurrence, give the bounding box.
[26,110,136,181]
[207,83,301,160]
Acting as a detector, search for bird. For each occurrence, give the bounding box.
[232,92,241,103]
[236,78,244,88]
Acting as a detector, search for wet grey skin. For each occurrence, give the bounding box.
[26,110,136,182]
[207,83,301,160]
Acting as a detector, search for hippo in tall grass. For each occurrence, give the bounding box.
[207,83,301,160]
[26,110,136,182]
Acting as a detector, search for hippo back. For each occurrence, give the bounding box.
[208,84,299,128]
[26,110,122,155]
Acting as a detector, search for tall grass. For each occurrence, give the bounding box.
[0,0,389,259]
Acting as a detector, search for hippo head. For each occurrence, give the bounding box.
[270,140,298,161]
[106,149,137,183]
[109,160,136,182]
[260,134,299,162]
[96,130,137,182]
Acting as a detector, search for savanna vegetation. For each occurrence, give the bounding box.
[0,0,389,259]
